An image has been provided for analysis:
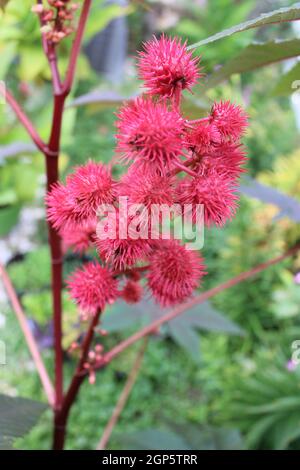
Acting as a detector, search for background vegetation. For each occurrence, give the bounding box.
[1,0,300,450]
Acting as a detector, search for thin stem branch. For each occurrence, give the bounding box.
[113,265,149,277]
[0,82,46,153]
[97,337,148,450]
[62,0,92,95]
[0,263,55,407]
[94,243,300,368]
[37,0,62,95]
[52,310,102,450]
[174,160,198,177]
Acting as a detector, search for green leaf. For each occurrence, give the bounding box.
[7,245,50,291]
[120,425,243,450]
[122,429,191,450]
[0,394,46,450]
[101,301,145,332]
[205,39,300,88]
[242,396,300,415]
[169,319,201,362]
[272,61,300,96]
[272,414,300,449]
[0,204,20,236]
[188,3,300,50]
[18,47,48,81]
[0,188,17,205]
[0,41,16,79]
[246,414,281,449]
[102,299,242,361]
[184,301,244,335]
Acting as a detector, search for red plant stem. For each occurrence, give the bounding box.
[2,0,92,450]
[62,0,92,95]
[174,160,198,177]
[37,0,62,95]
[113,264,149,277]
[49,1,93,447]
[94,243,300,368]
[45,93,68,414]
[170,154,195,177]
[0,263,55,407]
[0,82,46,153]
[52,310,102,450]
[173,83,182,110]
[188,117,210,124]
[49,53,62,95]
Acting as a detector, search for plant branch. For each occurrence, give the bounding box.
[94,243,300,368]
[45,1,94,411]
[37,0,62,95]
[0,263,55,407]
[52,309,102,450]
[0,82,46,153]
[174,160,198,177]
[45,94,66,413]
[62,0,92,95]
[97,337,148,450]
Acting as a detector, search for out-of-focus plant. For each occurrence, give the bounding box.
[222,348,300,449]
[1,1,300,452]
[0,394,46,450]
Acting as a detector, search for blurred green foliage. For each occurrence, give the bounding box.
[1,0,300,451]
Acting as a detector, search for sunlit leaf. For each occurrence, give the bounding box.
[189,4,300,50]
[272,61,300,96]
[205,39,300,89]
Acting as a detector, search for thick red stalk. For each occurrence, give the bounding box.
[3,0,95,451]
[45,95,66,412]
[52,310,102,450]
[47,0,93,448]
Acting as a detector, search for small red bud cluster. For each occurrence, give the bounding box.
[46,35,249,322]
[32,0,79,44]
[83,345,104,385]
